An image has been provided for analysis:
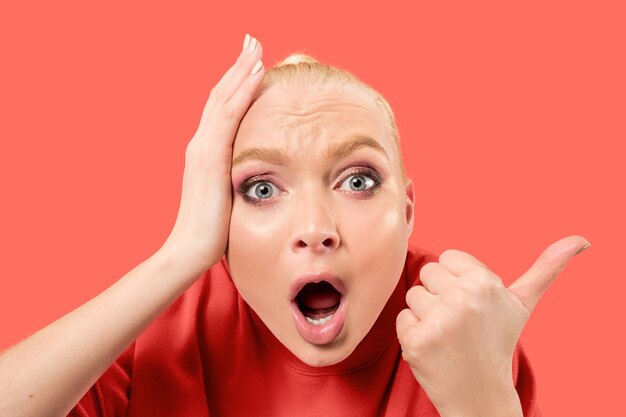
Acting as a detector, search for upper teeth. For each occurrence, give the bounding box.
[305,314,334,326]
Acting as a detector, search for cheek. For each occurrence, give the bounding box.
[346,198,407,251]
[227,206,286,295]
[347,200,408,297]
[229,208,283,249]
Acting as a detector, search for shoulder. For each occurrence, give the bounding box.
[132,257,238,354]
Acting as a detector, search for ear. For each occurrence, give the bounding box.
[405,180,415,236]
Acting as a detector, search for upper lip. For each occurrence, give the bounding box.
[289,272,347,301]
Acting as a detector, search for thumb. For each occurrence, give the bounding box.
[508,235,590,313]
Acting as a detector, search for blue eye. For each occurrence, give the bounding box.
[338,173,376,192]
[244,181,279,200]
[238,167,384,206]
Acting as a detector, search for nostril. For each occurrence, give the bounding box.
[294,235,338,251]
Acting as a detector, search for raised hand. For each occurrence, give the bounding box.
[396,235,590,417]
[162,34,265,270]
[0,35,267,417]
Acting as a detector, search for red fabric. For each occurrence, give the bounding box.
[68,245,543,417]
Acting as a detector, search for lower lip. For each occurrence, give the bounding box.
[291,296,347,345]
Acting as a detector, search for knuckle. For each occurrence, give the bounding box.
[396,308,409,328]
[185,140,198,159]
[488,275,504,291]
[420,261,438,275]
[445,287,470,308]
[429,310,452,339]
[184,149,201,172]
[406,284,424,300]
[185,139,219,168]
[206,101,238,125]
[472,263,491,276]
[439,249,465,265]
[403,327,420,347]
[405,287,415,305]
[468,265,495,289]
[444,287,482,316]
[219,103,238,121]
[237,77,253,96]
[402,328,425,359]
[209,86,225,103]
[551,264,565,280]
[439,249,460,263]
[419,262,437,282]
[476,268,502,293]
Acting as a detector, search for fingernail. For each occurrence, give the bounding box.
[243,33,250,52]
[575,242,591,255]
[250,60,263,76]
[247,37,257,54]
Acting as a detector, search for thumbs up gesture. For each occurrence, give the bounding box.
[396,235,590,417]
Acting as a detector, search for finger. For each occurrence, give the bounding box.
[419,261,456,295]
[193,37,264,142]
[228,60,265,110]
[217,36,263,102]
[405,285,437,320]
[508,235,590,313]
[438,248,489,277]
[212,37,250,92]
[396,307,421,342]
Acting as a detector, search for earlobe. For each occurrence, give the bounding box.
[405,180,415,234]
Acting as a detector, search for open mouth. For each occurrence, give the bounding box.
[296,281,342,325]
[290,277,347,345]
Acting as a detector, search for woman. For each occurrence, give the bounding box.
[0,34,588,417]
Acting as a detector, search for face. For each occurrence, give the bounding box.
[226,85,415,367]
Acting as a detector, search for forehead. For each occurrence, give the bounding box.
[234,86,393,157]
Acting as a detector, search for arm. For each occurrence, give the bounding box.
[0,245,212,417]
[0,33,267,417]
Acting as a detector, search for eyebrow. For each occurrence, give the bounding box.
[232,134,389,168]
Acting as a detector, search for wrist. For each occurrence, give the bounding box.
[439,377,523,417]
[160,236,221,271]
[156,240,219,278]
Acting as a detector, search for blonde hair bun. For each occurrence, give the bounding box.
[275,53,320,67]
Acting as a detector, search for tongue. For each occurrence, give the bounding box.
[297,281,341,310]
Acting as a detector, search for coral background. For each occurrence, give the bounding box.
[1,1,623,415]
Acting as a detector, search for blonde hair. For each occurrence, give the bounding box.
[252,53,407,183]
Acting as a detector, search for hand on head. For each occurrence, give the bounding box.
[162,34,265,270]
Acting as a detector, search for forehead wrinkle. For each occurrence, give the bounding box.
[233,90,392,168]
[232,116,328,169]
[275,112,332,141]
[232,133,389,168]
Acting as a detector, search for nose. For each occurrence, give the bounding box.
[293,231,339,254]
[290,192,340,254]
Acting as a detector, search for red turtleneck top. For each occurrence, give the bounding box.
[68,245,542,416]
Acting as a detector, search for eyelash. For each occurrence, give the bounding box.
[237,167,384,206]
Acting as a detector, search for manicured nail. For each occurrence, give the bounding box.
[575,242,591,255]
[247,37,257,54]
[250,60,263,76]
[243,33,250,52]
